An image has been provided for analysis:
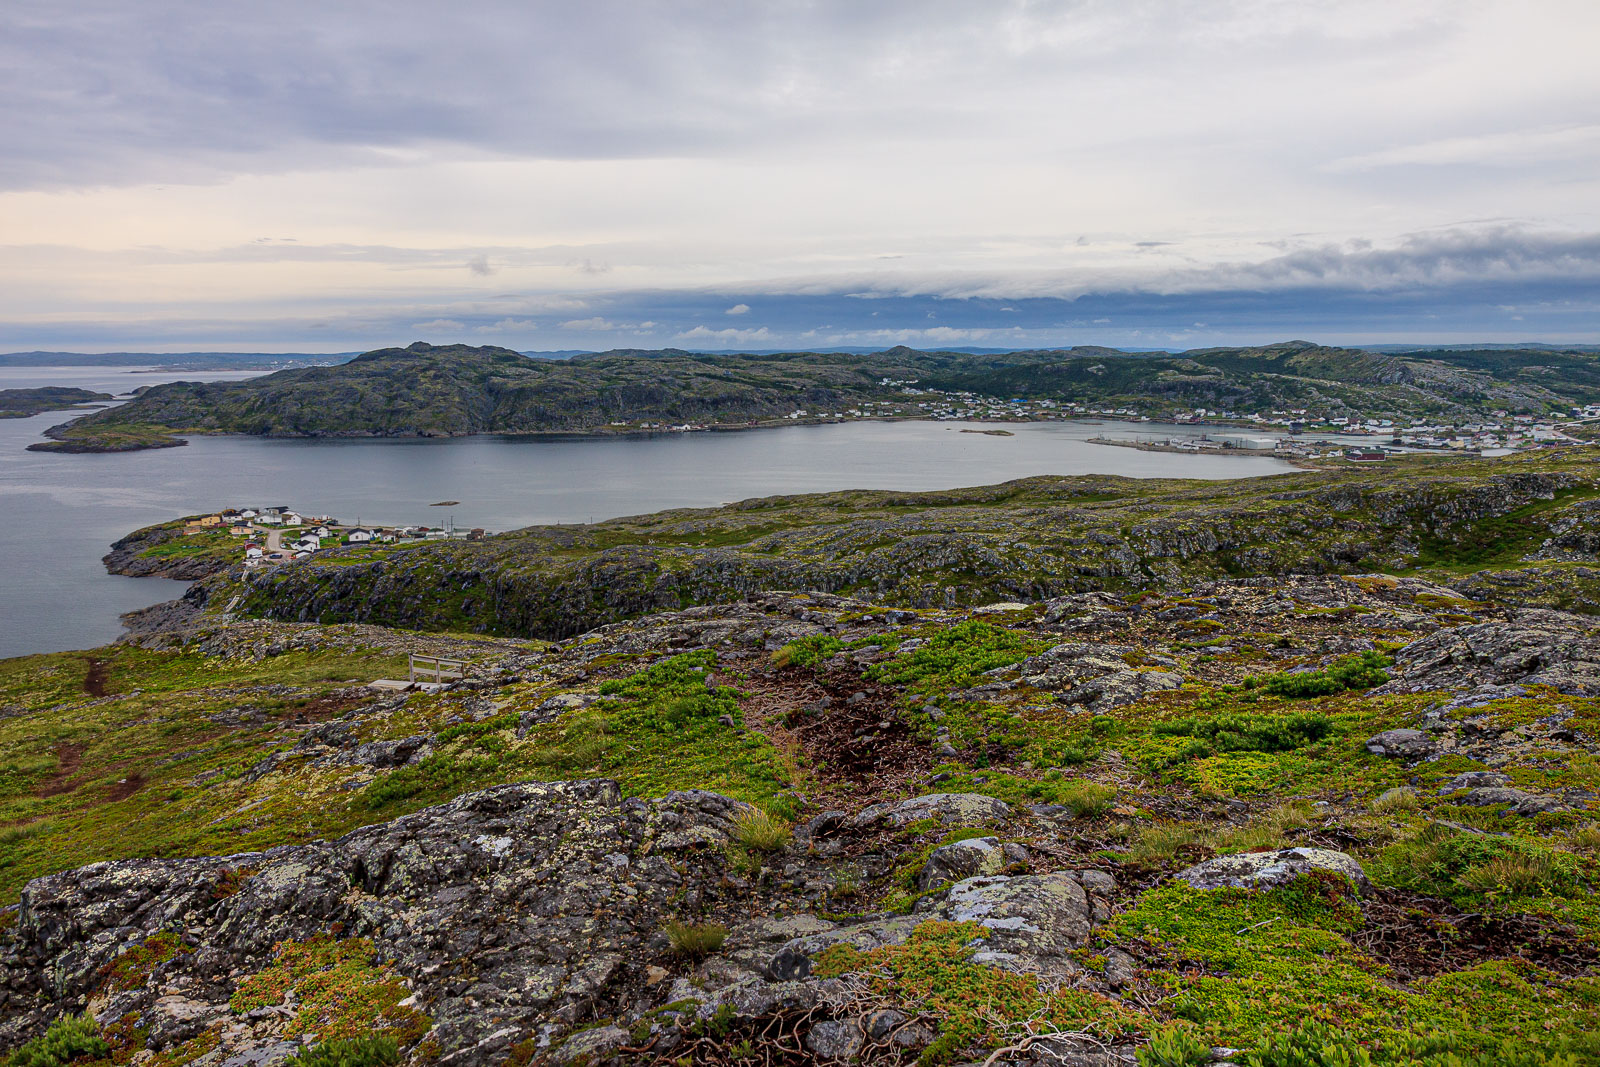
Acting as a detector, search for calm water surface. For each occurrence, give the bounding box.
[0,366,1298,659]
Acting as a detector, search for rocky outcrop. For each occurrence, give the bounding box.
[0,781,754,1062]
[1381,609,1600,695]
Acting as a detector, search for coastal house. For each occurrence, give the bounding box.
[292,536,321,552]
[229,524,252,536]
[244,545,262,560]
[198,514,222,527]
[257,513,283,525]
[346,528,374,543]
[284,513,304,527]
[313,526,333,538]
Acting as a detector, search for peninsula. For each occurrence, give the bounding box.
[34,340,1600,452]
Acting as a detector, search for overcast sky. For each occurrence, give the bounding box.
[3,0,1597,352]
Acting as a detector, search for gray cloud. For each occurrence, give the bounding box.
[8,1,1593,191]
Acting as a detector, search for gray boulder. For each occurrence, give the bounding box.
[917,837,1007,890]
[851,793,1012,829]
[548,1025,632,1064]
[1174,848,1370,892]
[935,872,1094,957]
[1365,728,1437,759]
[1457,786,1564,815]
[1382,610,1600,696]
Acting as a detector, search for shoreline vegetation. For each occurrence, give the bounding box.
[30,339,1600,453]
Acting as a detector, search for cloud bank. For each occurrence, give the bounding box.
[0,1,1596,349]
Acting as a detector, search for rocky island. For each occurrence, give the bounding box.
[0,447,1597,1064]
[0,386,113,419]
[32,340,1600,452]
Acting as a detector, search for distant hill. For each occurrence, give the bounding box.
[35,339,1600,451]
[0,351,359,369]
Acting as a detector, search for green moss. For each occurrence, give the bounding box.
[771,635,843,668]
[362,651,798,813]
[869,620,1040,695]
[229,935,428,1044]
[1106,877,1600,1054]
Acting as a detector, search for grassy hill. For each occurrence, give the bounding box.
[37,340,1600,451]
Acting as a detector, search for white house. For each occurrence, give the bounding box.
[346,528,375,543]
[257,513,283,525]
[244,544,262,559]
[284,513,304,526]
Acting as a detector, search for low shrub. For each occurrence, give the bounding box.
[732,808,792,853]
[283,1037,401,1067]
[1373,824,1575,901]
[1245,652,1390,699]
[771,635,842,668]
[1150,712,1334,758]
[1241,1020,1373,1066]
[1139,1025,1213,1067]
[5,1014,109,1067]
[663,920,728,961]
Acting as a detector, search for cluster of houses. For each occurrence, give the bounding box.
[181,506,486,569]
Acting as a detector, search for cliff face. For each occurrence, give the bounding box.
[220,451,1600,638]
[4,577,1600,1065]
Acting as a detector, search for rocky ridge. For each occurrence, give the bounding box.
[4,568,1600,1064]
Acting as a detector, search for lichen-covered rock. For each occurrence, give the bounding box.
[1057,669,1184,713]
[851,792,1012,829]
[933,872,1093,957]
[1457,786,1565,815]
[1382,609,1600,695]
[917,836,1007,890]
[1365,728,1438,759]
[1174,848,1370,893]
[2,780,753,1063]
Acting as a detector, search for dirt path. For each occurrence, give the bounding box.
[82,658,108,697]
[36,743,84,798]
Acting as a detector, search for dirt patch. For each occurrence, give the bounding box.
[739,666,932,803]
[290,691,372,723]
[82,658,109,697]
[104,773,146,803]
[35,744,85,798]
[1353,888,1599,981]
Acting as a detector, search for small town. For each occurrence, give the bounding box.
[180,506,488,568]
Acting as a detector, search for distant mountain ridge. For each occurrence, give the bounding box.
[32,339,1600,452]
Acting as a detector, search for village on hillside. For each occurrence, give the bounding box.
[180,506,488,569]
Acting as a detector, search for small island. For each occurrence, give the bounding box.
[27,423,187,453]
[0,386,113,419]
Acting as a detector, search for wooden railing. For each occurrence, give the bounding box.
[409,654,466,686]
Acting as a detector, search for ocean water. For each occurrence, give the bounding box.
[0,367,1298,659]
